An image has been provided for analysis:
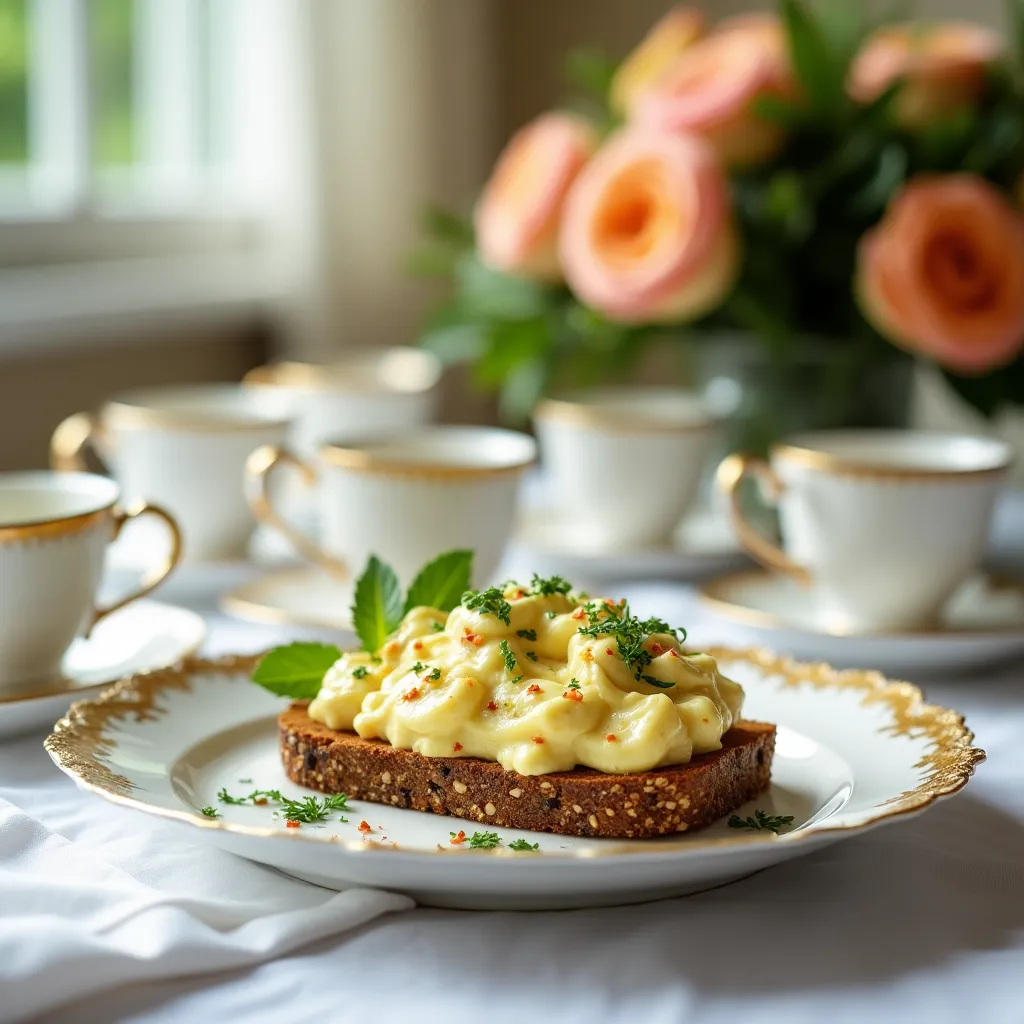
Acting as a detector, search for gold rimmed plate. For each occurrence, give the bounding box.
[699,570,1024,675]
[45,647,982,909]
[1,600,205,740]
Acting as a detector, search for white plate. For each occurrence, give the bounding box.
[0,601,205,740]
[220,567,353,630]
[700,571,1024,675]
[45,648,982,910]
[515,506,748,584]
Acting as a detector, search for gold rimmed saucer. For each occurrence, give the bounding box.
[220,566,353,631]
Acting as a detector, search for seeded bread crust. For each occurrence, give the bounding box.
[279,705,775,839]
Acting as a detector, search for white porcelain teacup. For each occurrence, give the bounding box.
[246,426,537,586]
[534,389,718,548]
[0,471,181,691]
[717,430,1013,632]
[51,384,293,563]
[242,347,442,457]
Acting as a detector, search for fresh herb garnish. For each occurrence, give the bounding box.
[511,674,523,684]
[526,651,538,661]
[352,666,369,679]
[412,661,426,674]
[280,793,350,824]
[546,611,558,620]
[216,788,349,824]
[432,622,445,632]
[351,555,404,653]
[499,639,517,674]
[530,573,573,597]
[462,585,512,625]
[516,628,537,641]
[727,810,795,834]
[251,642,342,699]
[577,601,686,685]
[465,831,501,848]
[200,806,219,818]
[641,674,674,689]
[403,550,474,614]
[427,667,441,680]
[508,839,539,851]
[567,678,581,690]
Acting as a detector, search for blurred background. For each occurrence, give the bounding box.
[0,0,1017,471]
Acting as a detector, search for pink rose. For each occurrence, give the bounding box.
[629,14,794,167]
[475,113,597,280]
[559,129,738,324]
[858,175,1024,375]
[610,5,705,116]
[849,23,1001,128]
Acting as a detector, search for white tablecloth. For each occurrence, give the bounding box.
[2,546,1024,1024]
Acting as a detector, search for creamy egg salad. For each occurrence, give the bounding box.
[308,577,744,776]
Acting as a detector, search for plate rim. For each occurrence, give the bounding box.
[0,601,207,706]
[220,567,352,630]
[699,569,1024,640]
[43,648,985,860]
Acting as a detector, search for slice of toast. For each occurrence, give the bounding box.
[279,705,775,839]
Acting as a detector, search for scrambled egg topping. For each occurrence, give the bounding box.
[308,584,744,776]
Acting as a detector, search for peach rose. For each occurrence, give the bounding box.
[475,113,597,280]
[849,23,1001,128]
[610,5,705,116]
[559,129,738,324]
[858,175,1024,375]
[629,14,793,168]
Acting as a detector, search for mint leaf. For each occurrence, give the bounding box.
[404,549,474,614]
[252,642,341,699]
[351,555,403,652]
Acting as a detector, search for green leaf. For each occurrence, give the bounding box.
[420,321,487,364]
[252,642,342,699]
[780,0,845,113]
[564,46,618,102]
[456,254,550,320]
[1007,0,1024,77]
[351,555,404,653]
[404,550,475,614]
[421,203,474,247]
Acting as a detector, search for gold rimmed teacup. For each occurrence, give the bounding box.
[534,388,718,549]
[51,384,293,563]
[0,471,181,693]
[717,430,1013,633]
[246,425,537,585]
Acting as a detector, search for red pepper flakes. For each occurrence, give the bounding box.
[462,630,483,646]
[605,647,614,656]
[453,742,463,752]
[563,689,583,702]
[668,649,679,659]
[527,684,542,694]
[486,700,498,711]
[533,736,545,744]
[466,679,475,687]
[286,820,301,828]
[357,820,372,833]
[650,642,664,655]
[401,687,421,702]
[253,797,268,806]
[702,717,709,724]
[606,733,617,742]
[450,830,467,845]
[582,648,594,662]
[413,641,424,651]
[386,641,401,656]
[512,589,525,599]
[572,607,586,621]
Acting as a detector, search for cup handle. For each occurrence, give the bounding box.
[716,453,812,585]
[89,502,184,634]
[245,445,348,579]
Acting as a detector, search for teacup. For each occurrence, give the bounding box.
[717,430,1013,632]
[51,384,292,563]
[242,347,442,457]
[0,471,181,691]
[246,426,537,586]
[534,389,718,548]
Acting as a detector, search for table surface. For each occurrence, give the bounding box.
[3,511,1024,1024]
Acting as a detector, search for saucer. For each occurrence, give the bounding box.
[0,600,206,740]
[516,506,748,583]
[220,566,353,631]
[699,570,1024,675]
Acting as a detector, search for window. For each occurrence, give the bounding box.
[0,0,276,267]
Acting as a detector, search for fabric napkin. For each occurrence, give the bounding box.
[0,796,412,1022]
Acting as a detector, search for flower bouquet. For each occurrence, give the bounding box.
[417,1,1024,440]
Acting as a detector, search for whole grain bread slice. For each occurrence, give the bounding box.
[280,705,775,839]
